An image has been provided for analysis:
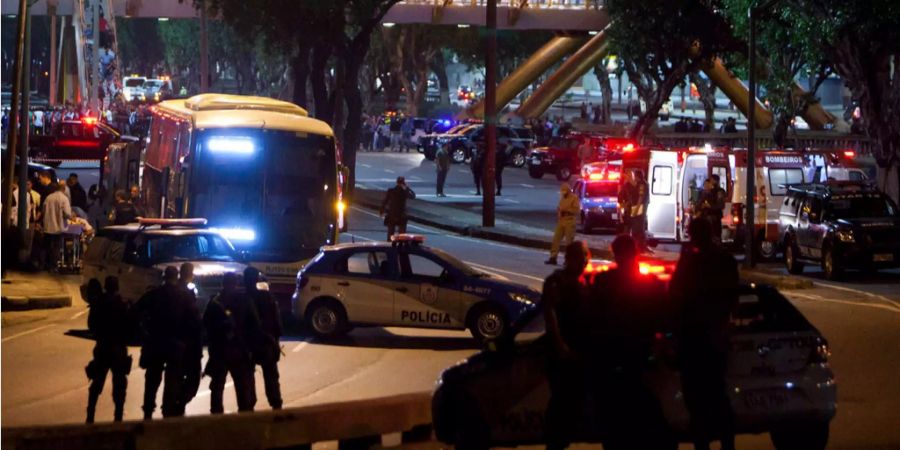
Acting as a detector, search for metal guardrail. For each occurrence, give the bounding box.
[2,392,434,450]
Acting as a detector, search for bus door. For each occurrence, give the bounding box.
[647,150,678,240]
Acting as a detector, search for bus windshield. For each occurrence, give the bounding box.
[190,128,337,262]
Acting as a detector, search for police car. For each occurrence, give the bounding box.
[81,218,249,312]
[572,168,622,233]
[292,235,541,341]
[432,283,836,450]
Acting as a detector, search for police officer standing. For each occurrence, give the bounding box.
[136,266,202,419]
[585,235,673,450]
[204,272,261,413]
[700,174,726,245]
[545,184,579,265]
[85,276,132,423]
[543,241,590,450]
[379,177,416,240]
[108,190,137,225]
[435,144,450,197]
[471,146,485,196]
[618,172,636,234]
[494,141,506,196]
[630,171,650,252]
[245,267,284,410]
[669,219,738,450]
[178,263,204,410]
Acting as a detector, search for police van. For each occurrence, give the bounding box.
[432,283,837,450]
[292,235,540,341]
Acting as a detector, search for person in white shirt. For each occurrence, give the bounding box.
[42,181,73,270]
[33,108,45,135]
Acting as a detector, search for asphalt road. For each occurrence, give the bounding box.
[3,208,900,450]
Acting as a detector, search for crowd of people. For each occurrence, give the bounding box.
[83,265,283,422]
[543,221,738,450]
[0,101,152,143]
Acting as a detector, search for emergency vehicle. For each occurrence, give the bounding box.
[292,235,540,341]
[572,162,622,233]
[30,117,136,163]
[621,145,868,259]
[432,282,836,450]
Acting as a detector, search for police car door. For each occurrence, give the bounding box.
[392,251,463,329]
[336,249,396,324]
[647,151,678,239]
[120,236,165,302]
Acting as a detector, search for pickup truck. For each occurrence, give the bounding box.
[30,118,135,163]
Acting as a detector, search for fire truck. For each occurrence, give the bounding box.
[622,145,868,258]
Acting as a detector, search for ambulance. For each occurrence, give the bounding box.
[623,145,869,258]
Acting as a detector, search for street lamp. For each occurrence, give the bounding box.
[745,0,780,268]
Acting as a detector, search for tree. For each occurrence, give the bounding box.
[382,24,455,116]
[689,71,717,130]
[116,18,165,76]
[606,0,738,139]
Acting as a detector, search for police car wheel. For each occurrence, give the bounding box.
[555,166,572,181]
[451,147,467,164]
[306,300,348,338]
[758,237,778,260]
[770,421,829,450]
[784,238,804,274]
[822,246,842,280]
[469,305,507,342]
[510,150,526,168]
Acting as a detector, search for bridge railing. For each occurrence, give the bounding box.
[2,392,435,450]
[397,0,603,9]
[643,131,875,154]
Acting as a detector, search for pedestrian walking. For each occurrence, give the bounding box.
[543,241,590,450]
[379,177,416,240]
[245,267,284,410]
[400,118,414,152]
[545,184,579,265]
[435,144,450,197]
[108,190,137,225]
[494,142,506,196]
[85,276,132,423]
[669,219,738,450]
[584,235,674,450]
[204,272,260,413]
[389,117,402,151]
[471,147,485,196]
[135,266,202,419]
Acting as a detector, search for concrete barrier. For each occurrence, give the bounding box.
[2,393,434,450]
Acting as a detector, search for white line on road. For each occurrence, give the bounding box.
[360,164,372,168]
[292,341,310,353]
[384,169,395,174]
[812,281,900,310]
[788,292,900,313]
[465,261,545,283]
[1,324,56,343]
[505,199,520,204]
[520,184,535,188]
[69,310,88,320]
[196,381,234,398]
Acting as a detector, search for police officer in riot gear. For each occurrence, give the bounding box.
[136,266,202,419]
[245,267,284,410]
[204,272,261,413]
[543,241,590,450]
[85,276,132,423]
[586,235,673,450]
[670,219,738,450]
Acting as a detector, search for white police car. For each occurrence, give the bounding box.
[292,235,540,341]
[432,283,837,450]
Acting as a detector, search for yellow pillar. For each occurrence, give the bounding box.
[514,26,611,120]
[700,57,773,129]
[463,35,587,120]
[791,82,840,130]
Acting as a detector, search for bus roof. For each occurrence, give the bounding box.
[155,94,333,137]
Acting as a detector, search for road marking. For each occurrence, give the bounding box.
[407,176,423,181]
[812,281,900,310]
[520,184,535,188]
[196,381,234,398]
[384,169,395,174]
[1,324,56,343]
[292,340,310,353]
[788,292,900,313]
[465,261,545,283]
[69,310,88,320]
[505,199,520,204]
[360,164,371,168]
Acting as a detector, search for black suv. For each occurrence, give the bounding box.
[779,182,900,279]
[429,125,532,167]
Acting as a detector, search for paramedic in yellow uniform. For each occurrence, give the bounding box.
[546,184,580,265]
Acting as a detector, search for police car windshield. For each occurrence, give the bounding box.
[827,194,898,219]
[132,233,237,266]
[426,247,483,277]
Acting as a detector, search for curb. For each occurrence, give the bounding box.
[2,294,72,311]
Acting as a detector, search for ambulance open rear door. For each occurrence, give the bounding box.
[647,151,678,240]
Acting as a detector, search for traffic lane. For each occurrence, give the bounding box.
[758,261,900,303]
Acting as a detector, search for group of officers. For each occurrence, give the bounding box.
[542,218,738,450]
[83,264,283,423]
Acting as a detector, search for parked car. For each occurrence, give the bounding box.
[779,181,900,279]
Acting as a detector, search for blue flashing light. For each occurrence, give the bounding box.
[212,227,257,242]
[441,119,452,126]
[208,137,255,155]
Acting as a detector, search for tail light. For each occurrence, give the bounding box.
[732,203,744,225]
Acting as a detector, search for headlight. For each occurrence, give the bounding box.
[508,292,534,305]
[836,229,855,243]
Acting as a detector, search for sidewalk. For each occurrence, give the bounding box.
[2,271,74,311]
[353,188,810,289]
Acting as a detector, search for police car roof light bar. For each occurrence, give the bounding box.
[138,218,208,229]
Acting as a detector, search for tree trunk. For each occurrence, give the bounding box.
[689,72,717,130]
[629,69,688,140]
[432,51,450,107]
[291,44,311,108]
[311,41,333,122]
[593,65,613,124]
[341,42,369,198]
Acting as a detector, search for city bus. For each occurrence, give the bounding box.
[140,93,346,305]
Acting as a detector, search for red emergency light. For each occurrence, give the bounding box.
[843,150,856,158]
[82,117,98,126]
[390,233,425,244]
[622,143,635,153]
